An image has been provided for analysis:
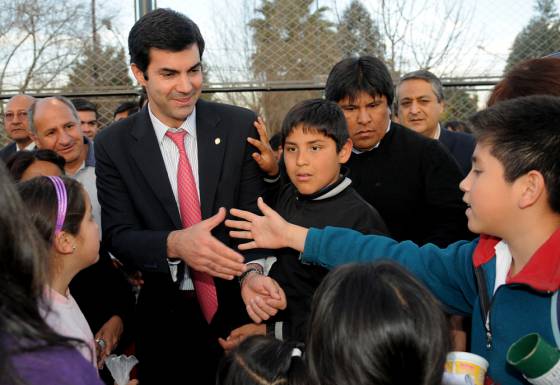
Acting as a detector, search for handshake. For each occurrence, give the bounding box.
[218,263,287,351]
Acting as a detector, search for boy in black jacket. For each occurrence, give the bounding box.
[220,99,387,347]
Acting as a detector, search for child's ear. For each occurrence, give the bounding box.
[337,139,353,164]
[52,231,77,255]
[518,170,546,209]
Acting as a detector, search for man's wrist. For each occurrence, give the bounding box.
[239,263,264,286]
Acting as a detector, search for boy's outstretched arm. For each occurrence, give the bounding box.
[227,197,308,251]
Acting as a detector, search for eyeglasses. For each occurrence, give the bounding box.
[4,111,28,121]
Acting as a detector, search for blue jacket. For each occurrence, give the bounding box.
[302,227,560,385]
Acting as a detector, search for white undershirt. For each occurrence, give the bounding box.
[149,105,198,290]
[493,240,513,294]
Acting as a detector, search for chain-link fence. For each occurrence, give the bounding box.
[2,0,559,146]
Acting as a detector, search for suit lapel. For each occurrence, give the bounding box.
[129,108,182,229]
[196,100,226,219]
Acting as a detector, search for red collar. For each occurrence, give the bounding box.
[473,229,560,292]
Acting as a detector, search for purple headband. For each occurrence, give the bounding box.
[47,176,68,234]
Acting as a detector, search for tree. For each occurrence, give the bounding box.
[441,88,478,122]
[0,0,89,93]
[337,0,385,59]
[378,0,477,76]
[65,45,132,91]
[249,0,341,133]
[505,0,560,72]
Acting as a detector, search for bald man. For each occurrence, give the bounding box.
[0,94,36,162]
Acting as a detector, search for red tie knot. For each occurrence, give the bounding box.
[165,130,187,147]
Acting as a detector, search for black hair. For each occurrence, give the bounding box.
[6,149,65,182]
[17,176,87,245]
[469,95,560,213]
[325,56,394,106]
[307,262,449,385]
[113,101,140,118]
[216,335,306,385]
[281,99,349,152]
[0,165,80,385]
[128,8,205,75]
[444,120,472,134]
[70,98,98,118]
[269,132,282,151]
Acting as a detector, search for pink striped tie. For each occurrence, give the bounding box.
[166,130,218,323]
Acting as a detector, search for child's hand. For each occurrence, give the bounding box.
[247,117,280,177]
[241,274,286,323]
[218,323,266,352]
[227,197,307,252]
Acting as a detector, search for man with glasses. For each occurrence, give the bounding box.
[1,94,36,162]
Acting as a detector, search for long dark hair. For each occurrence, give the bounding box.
[217,335,306,385]
[0,165,79,385]
[307,262,449,385]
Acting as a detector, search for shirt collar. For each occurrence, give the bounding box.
[148,103,197,144]
[473,229,560,292]
[351,118,392,154]
[433,123,441,140]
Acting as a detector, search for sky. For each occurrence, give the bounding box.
[103,0,560,81]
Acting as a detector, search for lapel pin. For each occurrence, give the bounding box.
[214,138,221,145]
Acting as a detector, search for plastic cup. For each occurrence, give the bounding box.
[507,333,560,380]
[445,351,489,385]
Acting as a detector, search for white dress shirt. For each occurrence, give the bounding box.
[149,105,199,290]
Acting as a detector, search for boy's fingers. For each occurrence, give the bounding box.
[230,208,260,221]
[228,230,253,240]
[257,197,274,216]
[225,219,252,231]
[237,241,258,250]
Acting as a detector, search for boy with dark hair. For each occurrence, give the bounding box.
[220,99,387,347]
[228,95,560,385]
[324,56,470,247]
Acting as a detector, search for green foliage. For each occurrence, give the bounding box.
[337,0,385,59]
[249,0,341,132]
[505,0,560,72]
[65,45,131,90]
[441,88,478,122]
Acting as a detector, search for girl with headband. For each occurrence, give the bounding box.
[17,176,100,365]
[0,165,103,385]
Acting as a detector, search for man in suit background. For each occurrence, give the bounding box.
[1,94,35,162]
[325,56,470,248]
[95,9,266,385]
[395,69,475,175]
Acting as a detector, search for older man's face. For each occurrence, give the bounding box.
[32,99,84,169]
[4,95,34,143]
[397,79,444,138]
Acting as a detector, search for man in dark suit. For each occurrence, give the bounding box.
[1,94,35,162]
[94,9,265,385]
[395,69,475,175]
[325,57,470,248]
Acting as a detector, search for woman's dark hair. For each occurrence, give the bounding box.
[6,149,65,182]
[325,56,394,106]
[307,262,449,385]
[128,8,205,75]
[487,57,560,107]
[17,176,86,245]
[217,335,306,385]
[0,165,79,384]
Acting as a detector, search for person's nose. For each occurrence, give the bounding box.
[409,101,420,114]
[176,73,193,95]
[295,150,308,166]
[357,107,372,125]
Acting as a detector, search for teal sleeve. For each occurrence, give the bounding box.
[303,226,480,316]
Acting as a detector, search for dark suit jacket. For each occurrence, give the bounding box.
[439,128,475,176]
[94,100,266,336]
[0,141,17,162]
